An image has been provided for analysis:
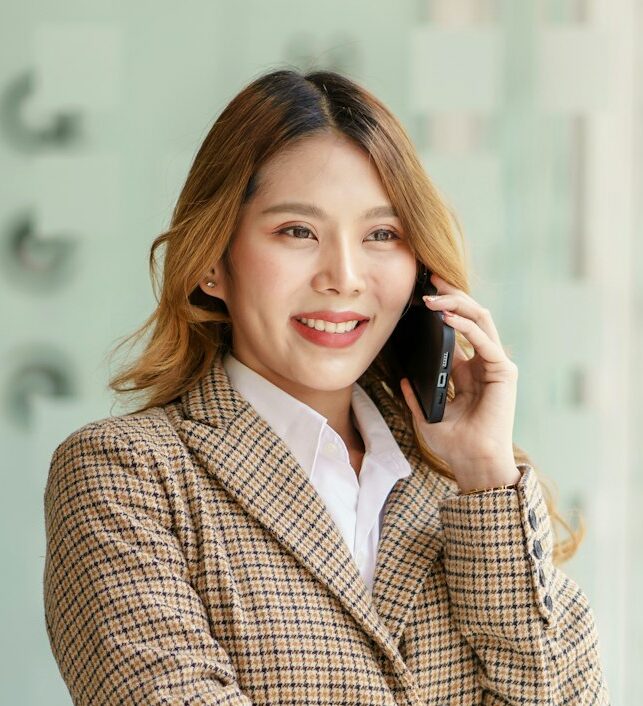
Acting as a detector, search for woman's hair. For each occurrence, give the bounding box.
[108,67,584,565]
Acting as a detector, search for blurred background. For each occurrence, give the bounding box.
[1,0,640,703]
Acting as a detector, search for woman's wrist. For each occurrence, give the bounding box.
[455,458,522,495]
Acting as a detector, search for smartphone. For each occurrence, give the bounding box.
[387,265,455,423]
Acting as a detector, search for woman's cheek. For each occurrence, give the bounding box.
[241,258,286,302]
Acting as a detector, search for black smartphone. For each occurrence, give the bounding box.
[387,265,455,423]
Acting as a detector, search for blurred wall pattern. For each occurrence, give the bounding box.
[1,0,640,703]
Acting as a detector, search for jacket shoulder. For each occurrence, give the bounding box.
[54,404,181,456]
[45,405,186,499]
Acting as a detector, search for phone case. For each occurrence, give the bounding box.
[387,266,455,423]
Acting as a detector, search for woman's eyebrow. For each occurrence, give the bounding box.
[259,202,398,219]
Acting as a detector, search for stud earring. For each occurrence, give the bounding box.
[206,280,216,287]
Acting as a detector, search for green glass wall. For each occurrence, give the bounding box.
[1,1,639,703]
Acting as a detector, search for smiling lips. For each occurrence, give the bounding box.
[292,310,370,323]
[290,312,368,348]
[290,309,371,348]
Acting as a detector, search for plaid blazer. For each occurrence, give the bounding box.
[43,350,610,705]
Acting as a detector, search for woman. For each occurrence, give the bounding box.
[43,68,610,705]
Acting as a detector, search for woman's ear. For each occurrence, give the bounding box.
[197,267,227,303]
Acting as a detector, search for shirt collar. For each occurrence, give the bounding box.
[222,352,412,482]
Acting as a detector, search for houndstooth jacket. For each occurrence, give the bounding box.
[43,349,610,705]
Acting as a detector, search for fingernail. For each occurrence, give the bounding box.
[423,295,439,302]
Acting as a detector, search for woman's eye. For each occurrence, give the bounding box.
[367,229,400,242]
[277,226,314,239]
[276,226,400,242]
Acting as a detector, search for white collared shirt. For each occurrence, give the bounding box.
[223,352,412,593]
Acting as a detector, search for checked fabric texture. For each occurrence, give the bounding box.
[43,350,610,705]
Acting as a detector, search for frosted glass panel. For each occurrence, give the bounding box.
[410,27,503,111]
[537,28,614,111]
[1,1,639,704]
[33,23,123,111]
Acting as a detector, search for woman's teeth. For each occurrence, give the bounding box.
[296,318,360,333]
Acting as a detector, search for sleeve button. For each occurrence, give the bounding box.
[544,594,553,610]
[539,567,546,587]
[528,508,538,530]
[532,539,543,559]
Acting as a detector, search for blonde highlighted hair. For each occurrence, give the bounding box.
[108,67,583,565]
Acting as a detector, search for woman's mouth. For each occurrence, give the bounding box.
[290,316,369,348]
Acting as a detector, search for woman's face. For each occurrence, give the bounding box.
[202,131,417,398]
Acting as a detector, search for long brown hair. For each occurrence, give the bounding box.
[108,67,583,565]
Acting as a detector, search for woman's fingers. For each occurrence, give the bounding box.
[439,310,507,367]
[424,274,516,371]
[425,273,502,348]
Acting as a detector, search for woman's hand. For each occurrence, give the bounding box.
[399,272,521,492]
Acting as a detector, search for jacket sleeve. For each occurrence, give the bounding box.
[438,464,611,705]
[43,422,254,706]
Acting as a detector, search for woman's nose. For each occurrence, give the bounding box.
[315,244,367,294]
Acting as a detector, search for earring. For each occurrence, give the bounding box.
[206,280,216,287]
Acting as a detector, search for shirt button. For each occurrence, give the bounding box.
[323,441,338,457]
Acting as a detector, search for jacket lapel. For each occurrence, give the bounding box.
[171,350,457,672]
[362,375,456,645]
